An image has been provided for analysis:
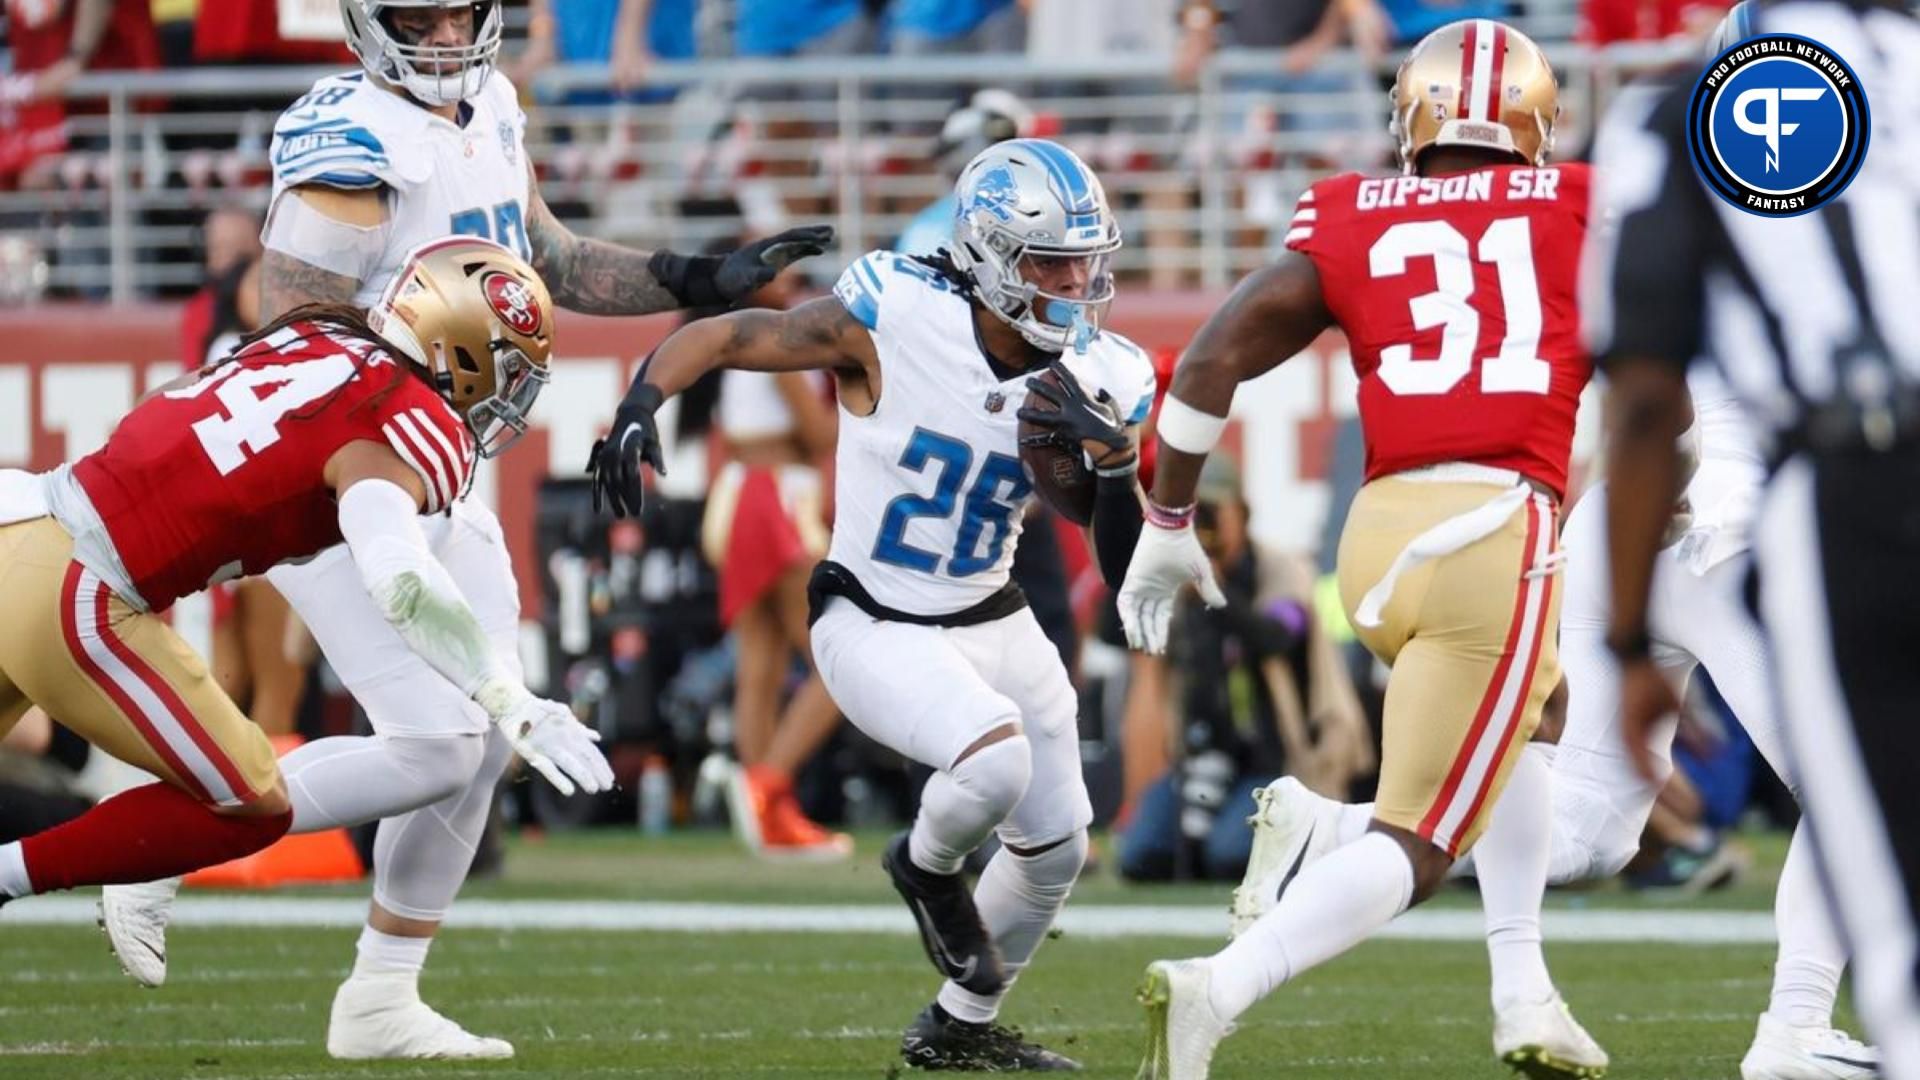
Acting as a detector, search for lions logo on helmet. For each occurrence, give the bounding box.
[949,139,1122,355]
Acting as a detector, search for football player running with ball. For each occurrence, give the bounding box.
[0,240,591,932]
[99,0,829,1060]
[589,139,1157,1071]
[1121,22,1599,1078]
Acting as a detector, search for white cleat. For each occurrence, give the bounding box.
[1741,1013,1879,1079]
[1494,994,1610,1079]
[1229,777,1342,937]
[327,973,515,1060]
[1136,959,1233,1080]
[98,876,182,989]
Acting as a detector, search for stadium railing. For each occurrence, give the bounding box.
[6,42,1692,304]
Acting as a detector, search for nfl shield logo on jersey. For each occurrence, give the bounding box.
[984,391,1006,413]
[498,120,518,167]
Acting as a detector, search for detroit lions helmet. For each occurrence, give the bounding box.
[949,139,1122,354]
[340,0,502,107]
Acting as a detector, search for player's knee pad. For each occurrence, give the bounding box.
[384,732,487,806]
[949,734,1033,823]
[1004,830,1088,902]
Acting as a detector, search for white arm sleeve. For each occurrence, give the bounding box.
[262,186,389,283]
[336,479,527,720]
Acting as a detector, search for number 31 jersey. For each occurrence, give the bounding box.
[64,320,475,611]
[1288,163,1592,497]
[828,251,1157,618]
[268,70,531,306]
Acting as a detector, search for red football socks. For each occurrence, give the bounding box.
[19,782,292,894]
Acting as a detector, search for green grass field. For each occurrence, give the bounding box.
[0,829,1836,1080]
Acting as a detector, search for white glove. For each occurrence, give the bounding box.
[1116,520,1227,655]
[483,683,615,797]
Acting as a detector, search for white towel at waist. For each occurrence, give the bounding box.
[1353,466,1553,630]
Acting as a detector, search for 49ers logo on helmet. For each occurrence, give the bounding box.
[482,271,541,336]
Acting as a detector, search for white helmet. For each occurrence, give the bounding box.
[948,139,1122,354]
[340,0,502,107]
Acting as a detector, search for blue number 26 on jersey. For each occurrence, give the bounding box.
[873,428,1032,578]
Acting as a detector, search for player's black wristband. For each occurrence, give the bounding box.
[1092,467,1145,591]
[620,378,664,416]
[646,250,727,309]
[1605,628,1653,662]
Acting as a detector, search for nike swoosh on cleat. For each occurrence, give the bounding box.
[1273,823,1316,904]
[1810,1051,1878,1069]
[908,897,973,980]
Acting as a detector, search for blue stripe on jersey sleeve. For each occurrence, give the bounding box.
[834,252,889,331]
[311,170,386,189]
[1126,394,1153,425]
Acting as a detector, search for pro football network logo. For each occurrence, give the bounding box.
[482,271,542,336]
[1687,33,1869,217]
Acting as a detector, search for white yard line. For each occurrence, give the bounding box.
[0,896,1778,943]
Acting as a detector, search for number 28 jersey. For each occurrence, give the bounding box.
[1288,163,1593,497]
[65,320,475,611]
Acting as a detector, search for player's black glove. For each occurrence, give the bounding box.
[586,382,665,518]
[1017,363,1131,465]
[645,225,836,308]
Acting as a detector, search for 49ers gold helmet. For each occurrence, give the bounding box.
[370,236,554,458]
[1389,19,1560,174]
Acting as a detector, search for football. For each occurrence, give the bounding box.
[1017,366,1096,526]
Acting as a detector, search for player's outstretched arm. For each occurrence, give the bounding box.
[326,442,614,796]
[1118,253,1331,654]
[587,297,877,517]
[524,170,832,316]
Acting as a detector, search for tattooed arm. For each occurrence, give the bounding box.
[525,164,833,316]
[585,298,877,516]
[644,297,878,400]
[524,171,681,316]
[257,185,384,322]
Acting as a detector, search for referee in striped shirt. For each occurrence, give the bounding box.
[1589,0,1920,1075]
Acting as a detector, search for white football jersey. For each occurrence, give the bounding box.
[267,70,531,307]
[827,251,1157,617]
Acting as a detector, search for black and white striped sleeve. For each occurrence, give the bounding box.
[1583,80,1715,375]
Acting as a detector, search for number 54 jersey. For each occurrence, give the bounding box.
[1288,163,1592,497]
[52,319,475,613]
[828,251,1157,618]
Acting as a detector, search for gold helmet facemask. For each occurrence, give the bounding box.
[1389,19,1560,175]
[370,236,554,459]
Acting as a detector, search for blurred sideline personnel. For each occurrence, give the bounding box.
[1590,0,1920,1077]
[1118,455,1372,884]
[896,89,1035,257]
[590,139,1157,1071]
[1120,22,1602,1078]
[0,240,593,939]
[701,266,850,861]
[96,0,830,1060]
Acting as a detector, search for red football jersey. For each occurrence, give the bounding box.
[1286,163,1594,496]
[72,318,475,609]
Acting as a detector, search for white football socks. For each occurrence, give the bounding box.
[1477,742,1559,1011]
[909,737,1032,876]
[0,841,31,899]
[352,925,433,979]
[1769,820,1846,1029]
[1207,831,1414,1021]
[937,832,1088,1023]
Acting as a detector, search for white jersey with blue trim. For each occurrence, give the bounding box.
[827,250,1157,617]
[267,70,531,307]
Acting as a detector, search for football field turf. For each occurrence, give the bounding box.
[0,830,1838,1079]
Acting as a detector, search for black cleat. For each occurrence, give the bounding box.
[901,1004,1082,1072]
[883,832,1006,996]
